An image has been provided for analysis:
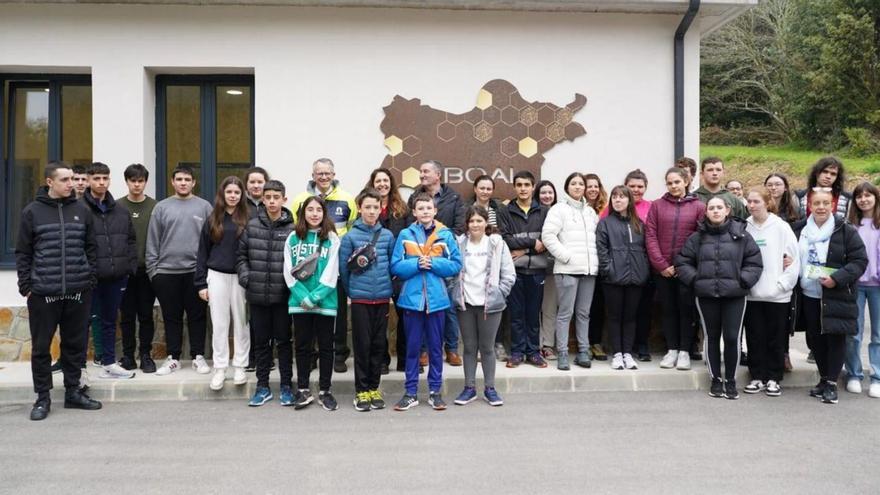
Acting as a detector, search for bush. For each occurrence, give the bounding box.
[843,127,880,157]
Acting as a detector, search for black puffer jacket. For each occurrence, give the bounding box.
[81,189,137,281]
[596,211,650,286]
[675,217,763,298]
[236,206,295,305]
[792,216,868,335]
[498,199,549,274]
[16,187,96,296]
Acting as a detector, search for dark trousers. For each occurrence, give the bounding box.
[351,303,389,393]
[589,280,605,348]
[604,284,642,354]
[92,276,128,365]
[28,291,92,394]
[509,273,544,357]
[656,275,695,352]
[251,303,292,388]
[744,300,789,382]
[632,280,655,354]
[385,301,408,370]
[696,296,747,382]
[403,310,445,395]
[334,283,350,361]
[151,272,207,360]
[120,269,155,358]
[294,313,335,391]
[803,296,847,382]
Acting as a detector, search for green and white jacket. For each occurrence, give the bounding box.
[283,229,340,316]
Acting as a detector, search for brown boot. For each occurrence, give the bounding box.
[445,351,462,366]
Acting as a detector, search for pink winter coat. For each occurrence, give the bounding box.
[645,193,704,272]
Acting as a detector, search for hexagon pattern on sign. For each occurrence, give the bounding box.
[380,79,587,198]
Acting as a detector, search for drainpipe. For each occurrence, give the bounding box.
[674,0,700,160]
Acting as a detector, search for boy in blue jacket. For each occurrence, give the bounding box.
[390,193,462,411]
[340,189,395,412]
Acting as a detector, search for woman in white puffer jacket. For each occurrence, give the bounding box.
[542,172,599,371]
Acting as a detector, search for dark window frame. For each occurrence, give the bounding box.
[155,74,255,201]
[0,73,92,267]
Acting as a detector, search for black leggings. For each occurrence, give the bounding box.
[802,296,846,382]
[656,275,695,352]
[696,296,746,382]
[744,301,789,382]
[294,313,335,391]
[603,284,642,354]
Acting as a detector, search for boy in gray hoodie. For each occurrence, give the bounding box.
[146,165,213,375]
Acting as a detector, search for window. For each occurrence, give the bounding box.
[0,74,92,265]
[156,75,254,200]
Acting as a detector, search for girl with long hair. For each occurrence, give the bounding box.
[844,182,880,398]
[284,196,342,411]
[471,174,500,226]
[535,180,559,360]
[597,186,650,370]
[584,173,609,361]
[452,206,516,406]
[764,173,801,224]
[195,176,251,391]
[542,172,599,370]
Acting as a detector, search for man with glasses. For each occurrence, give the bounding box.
[291,158,357,372]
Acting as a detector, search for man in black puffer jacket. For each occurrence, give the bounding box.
[81,162,138,379]
[236,180,296,403]
[16,161,101,421]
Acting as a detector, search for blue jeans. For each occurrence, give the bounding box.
[845,285,880,383]
[444,286,460,352]
[92,276,129,365]
[509,273,544,357]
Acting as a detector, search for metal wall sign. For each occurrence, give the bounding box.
[380,79,586,199]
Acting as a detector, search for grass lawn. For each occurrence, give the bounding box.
[700,144,880,189]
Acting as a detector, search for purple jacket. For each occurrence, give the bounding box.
[857,218,880,286]
[645,193,704,272]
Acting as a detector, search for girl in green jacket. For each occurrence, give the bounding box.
[283,195,341,411]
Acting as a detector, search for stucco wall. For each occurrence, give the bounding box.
[0,4,701,308]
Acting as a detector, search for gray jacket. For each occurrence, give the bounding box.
[451,234,516,314]
[145,195,213,279]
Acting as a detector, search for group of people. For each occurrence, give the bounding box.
[15,153,879,421]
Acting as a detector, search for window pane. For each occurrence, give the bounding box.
[61,85,92,166]
[215,85,252,192]
[10,85,49,245]
[165,85,201,197]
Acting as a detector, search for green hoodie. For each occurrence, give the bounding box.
[283,229,340,316]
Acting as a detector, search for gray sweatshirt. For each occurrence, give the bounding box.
[145,195,212,278]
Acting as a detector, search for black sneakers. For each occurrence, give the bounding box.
[64,389,102,410]
[394,394,419,411]
[140,354,157,374]
[118,356,137,371]
[821,382,839,404]
[428,392,447,411]
[318,391,338,411]
[809,380,827,398]
[30,396,51,421]
[50,361,62,374]
[723,381,739,400]
[293,389,314,410]
[708,379,724,398]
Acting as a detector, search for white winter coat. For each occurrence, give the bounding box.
[746,213,800,303]
[541,192,599,276]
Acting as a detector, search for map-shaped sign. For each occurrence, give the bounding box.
[380,79,587,198]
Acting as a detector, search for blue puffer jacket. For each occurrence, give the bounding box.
[391,220,462,313]
[339,218,395,301]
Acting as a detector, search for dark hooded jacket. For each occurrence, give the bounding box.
[81,189,137,281]
[236,206,295,305]
[792,215,868,335]
[16,187,97,296]
[596,210,650,286]
[675,217,763,298]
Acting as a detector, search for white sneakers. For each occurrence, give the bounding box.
[846,379,863,394]
[611,353,624,370]
[233,367,247,385]
[622,353,638,370]
[744,380,765,394]
[210,369,226,391]
[99,363,135,379]
[660,350,678,369]
[675,351,691,370]
[155,357,180,376]
[869,382,880,398]
[192,355,211,374]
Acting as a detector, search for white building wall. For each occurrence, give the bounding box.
[0,4,701,306]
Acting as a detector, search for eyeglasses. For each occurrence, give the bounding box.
[314,172,334,178]
[812,187,832,192]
